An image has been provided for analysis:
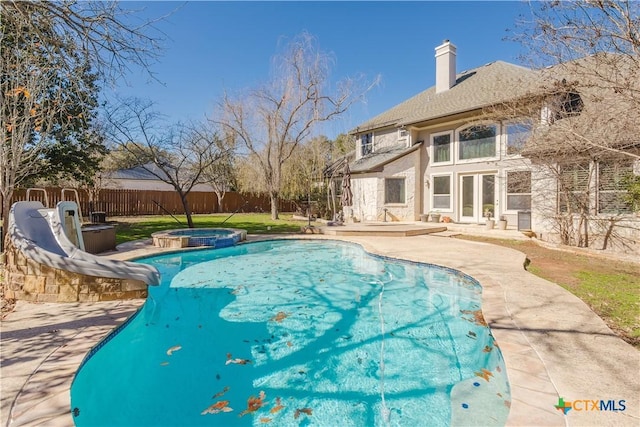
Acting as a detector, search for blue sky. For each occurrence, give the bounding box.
[108,1,532,139]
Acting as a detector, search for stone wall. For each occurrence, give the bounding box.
[3,238,147,303]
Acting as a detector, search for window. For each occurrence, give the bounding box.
[458,125,497,160]
[361,133,373,156]
[432,132,451,163]
[554,92,583,122]
[557,160,636,215]
[544,91,584,123]
[385,178,405,204]
[506,171,532,210]
[558,162,591,213]
[598,160,634,214]
[432,175,451,210]
[505,122,532,155]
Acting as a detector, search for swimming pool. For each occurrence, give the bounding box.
[71,239,510,426]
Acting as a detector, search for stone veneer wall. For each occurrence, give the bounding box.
[152,235,189,248]
[3,238,148,303]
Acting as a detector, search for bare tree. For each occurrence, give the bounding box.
[510,0,640,159]
[281,135,333,218]
[1,0,163,242]
[104,98,228,227]
[481,0,640,250]
[282,136,330,199]
[3,1,164,82]
[200,131,237,213]
[212,32,377,220]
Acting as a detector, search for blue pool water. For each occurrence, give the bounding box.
[71,240,510,426]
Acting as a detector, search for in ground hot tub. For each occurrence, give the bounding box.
[151,228,246,249]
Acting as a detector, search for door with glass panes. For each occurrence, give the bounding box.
[459,173,496,223]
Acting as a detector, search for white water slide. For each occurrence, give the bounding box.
[8,201,160,286]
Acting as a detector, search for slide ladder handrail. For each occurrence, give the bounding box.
[61,188,84,224]
[26,188,49,208]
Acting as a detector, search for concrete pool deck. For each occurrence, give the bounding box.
[1,233,638,426]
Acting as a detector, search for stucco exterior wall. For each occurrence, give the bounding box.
[351,154,418,222]
[379,154,417,221]
[531,166,640,256]
[352,176,378,221]
[374,127,402,152]
[530,167,558,234]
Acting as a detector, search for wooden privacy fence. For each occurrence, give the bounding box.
[8,188,296,217]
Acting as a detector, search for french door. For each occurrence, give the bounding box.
[459,173,496,223]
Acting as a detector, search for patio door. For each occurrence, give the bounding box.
[459,173,496,223]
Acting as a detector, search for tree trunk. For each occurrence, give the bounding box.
[215,191,225,213]
[582,215,589,248]
[270,191,279,220]
[1,190,13,254]
[602,218,615,250]
[179,191,194,228]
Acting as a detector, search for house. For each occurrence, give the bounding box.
[102,163,213,192]
[348,40,539,225]
[346,40,639,253]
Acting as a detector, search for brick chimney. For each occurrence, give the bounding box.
[435,40,457,93]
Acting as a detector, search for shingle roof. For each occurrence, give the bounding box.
[351,143,422,173]
[353,61,538,133]
[106,163,169,181]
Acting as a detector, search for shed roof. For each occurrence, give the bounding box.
[351,142,422,173]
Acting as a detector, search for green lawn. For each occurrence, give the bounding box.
[113,213,314,245]
[572,271,640,339]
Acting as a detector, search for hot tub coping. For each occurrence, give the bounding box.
[151,227,247,248]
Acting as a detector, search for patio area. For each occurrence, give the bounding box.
[1,232,638,426]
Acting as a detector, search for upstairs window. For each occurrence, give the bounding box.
[549,91,583,123]
[432,132,451,163]
[558,92,583,117]
[458,125,497,160]
[505,122,532,155]
[361,133,373,156]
